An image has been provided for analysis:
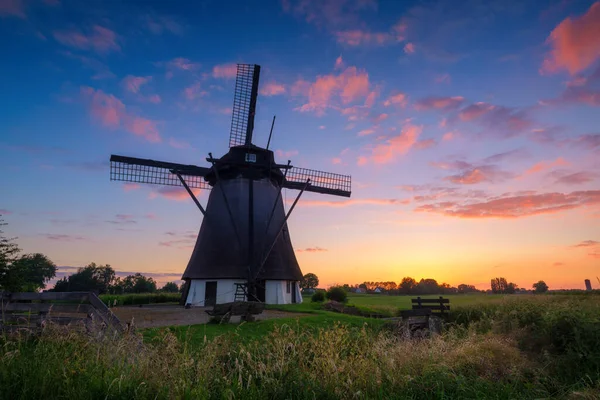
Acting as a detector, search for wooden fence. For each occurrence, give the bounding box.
[0,291,123,333]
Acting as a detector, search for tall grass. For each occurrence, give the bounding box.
[100,292,181,307]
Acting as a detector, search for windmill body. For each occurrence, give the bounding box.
[109,65,351,306]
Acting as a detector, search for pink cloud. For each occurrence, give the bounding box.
[260,82,286,96]
[459,102,495,121]
[332,157,342,164]
[299,198,408,207]
[541,2,600,75]
[183,82,208,100]
[358,128,376,136]
[414,139,436,150]
[367,124,422,164]
[146,94,161,104]
[81,86,160,143]
[121,75,151,93]
[169,138,191,149]
[414,96,464,111]
[275,149,299,159]
[54,25,120,54]
[0,208,12,214]
[442,132,454,141]
[334,55,344,69]
[143,14,184,36]
[357,156,368,166]
[295,66,371,115]
[41,234,87,241]
[0,0,26,18]
[525,157,569,174]
[212,63,237,79]
[150,186,201,201]
[457,102,532,136]
[123,183,140,192]
[282,0,378,30]
[373,113,389,123]
[404,42,415,54]
[383,93,407,107]
[167,57,200,71]
[444,165,514,185]
[416,190,600,219]
[335,30,396,46]
[554,171,598,185]
[435,74,451,84]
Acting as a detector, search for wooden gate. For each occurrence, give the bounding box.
[0,291,123,333]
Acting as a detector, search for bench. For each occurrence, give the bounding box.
[205,301,265,323]
[400,296,450,331]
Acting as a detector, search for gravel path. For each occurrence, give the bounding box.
[112,305,309,329]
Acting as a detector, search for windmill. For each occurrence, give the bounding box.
[109,64,351,306]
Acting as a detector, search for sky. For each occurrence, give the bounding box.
[0,0,599,291]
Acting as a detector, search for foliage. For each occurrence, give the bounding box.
[300,272,319,290]
[490,277,518,294]
[532,280,549,293]
[399,276,417,294]
[5,253,56,292]
[160,282,179,293]
[326,286,347,303]
[99,292,180,307]
[120,273,157,293]
[0,217,20,270]
[457,284,479,294]
[311,291,325,302]
[53,263,115,294]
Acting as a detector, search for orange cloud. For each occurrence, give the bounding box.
[541,2,600,75]
[383,93,407,107]
[296,247,328,253]
[121,75,151,93]
[295,66,370,115]
[414,96,464,111]
[212,63,237,79]
[369,124,422,164]
[444,165,514,185]
[260,82,286,96]
[81,86,160,143]
[150,187,202,201]
[572,240,599,248]
[525,157,569,174]
[54,25,120,54]
[415,190,600,219]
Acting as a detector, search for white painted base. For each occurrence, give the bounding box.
[185,279,302,306]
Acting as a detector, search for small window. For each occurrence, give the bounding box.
[245,153,257,163]
[286,281,291,294]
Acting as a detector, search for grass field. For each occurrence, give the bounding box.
[2,293,600,398]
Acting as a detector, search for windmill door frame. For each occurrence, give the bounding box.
[205,281,217,306]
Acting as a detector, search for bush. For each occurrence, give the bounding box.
[311,291,325,302]
[326,286,347,303]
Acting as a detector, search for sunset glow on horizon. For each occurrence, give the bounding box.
[1,0,599,291]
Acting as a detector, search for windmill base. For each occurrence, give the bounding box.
[184,279,302,306]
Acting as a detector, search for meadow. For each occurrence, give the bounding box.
[1,293,599,399]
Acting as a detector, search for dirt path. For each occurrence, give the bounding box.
[112,305,309,329]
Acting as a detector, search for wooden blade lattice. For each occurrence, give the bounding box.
[283,167,351,197]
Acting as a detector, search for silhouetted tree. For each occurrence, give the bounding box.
[532,280,549,293]
[53,263,115,294]
[121,273,157,293]
[491,277,518,294]
[414,278,439,295]
[457,284,479,294]
[399,277,417,294]
[300,273,319,290]
[161,282,179,293]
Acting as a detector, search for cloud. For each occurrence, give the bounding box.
[169,138,191,149]
[53,26,120,54]
[372,113,388,123]
[0,0,26,18]
[150,186,201,201]
[0,209,12,215]
[183,81,208,100]
[260,82,286,96]
[442,132,454,141]
[335,30,398,46]
[435,74,450,84]
[572,240,600,259]
[212,63,237,79]
[121,75,151,93]
[414,96,464,111]
[357,156,368,166]
[383,93,407,107]
[282,0,378,29]
[295,66,371,115]
[275,149,299,158]
[298,198,408,207]
[525,157,569,174]
[159,230,197,249]
[297,247,328,253]
[81,86,160,143]
[40,234,87,241]
[541,2,600,75]
[167,57,200,71]
[457,102,532,137]
[414,139,436,150]
[415,190,600,219]
[143,14,184,35]
[357,128,376,136]
[366,124,422,164]
[123,183,140,192]
[554,171,597,185]
[334,55,344,69]
[572,240,599,248]
[59,50,115,80]
[105,214,137,225]
[404,42,415,54]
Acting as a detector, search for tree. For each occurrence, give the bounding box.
[9,253,56,292]
[326,286,347,303]
[491,277,518,294]
[0,217,21,290]
[122,273,157,293]
[457,284,478,294]
[53,263,115,294]
[532,280,549,293]
[161,282,179,293]
[300,273,319,290]
[415,278,439,295]
[399,277,417,294]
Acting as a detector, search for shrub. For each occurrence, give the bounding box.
[311,291,325,302]
[326,286,347,303]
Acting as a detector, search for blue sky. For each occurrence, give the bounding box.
[1,0,599,289]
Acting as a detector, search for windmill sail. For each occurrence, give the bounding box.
[229,64,261,147]
[110,155,212,190]
[283,167,351,197]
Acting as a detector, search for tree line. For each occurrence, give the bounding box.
[0,217,180,294]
